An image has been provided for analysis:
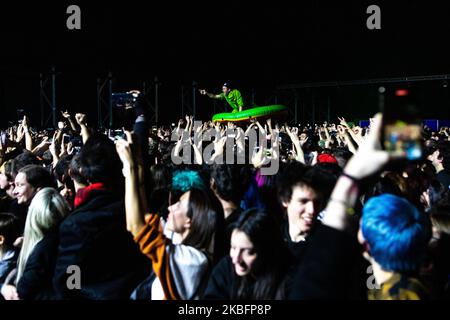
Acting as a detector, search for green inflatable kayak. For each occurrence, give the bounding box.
[212,104,288,123]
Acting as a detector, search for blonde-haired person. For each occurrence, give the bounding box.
[2,187,70,300]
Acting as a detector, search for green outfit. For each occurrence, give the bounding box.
[217,89,244,112]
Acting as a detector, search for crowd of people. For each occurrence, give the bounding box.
[0,99,449,300]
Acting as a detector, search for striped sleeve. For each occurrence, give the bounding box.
[133,214,209,300]
[133,214,181,300]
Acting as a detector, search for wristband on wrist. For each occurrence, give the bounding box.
[341,172,360,184]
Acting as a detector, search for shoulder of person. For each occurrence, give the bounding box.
[170,244,209,267]
[35,230,60,248]
[66,198,124,224]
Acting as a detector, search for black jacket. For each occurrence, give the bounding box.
[17,230,59,300]
[437,170,450,190]
[203,256,235,300]
[288,224,368,300]
[204,255,294,300]
[8,198,29,233]
[223,207,243,254]
[53,189,151,299]
[282,221,310,264]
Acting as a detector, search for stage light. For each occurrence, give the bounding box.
[395,89,408,97]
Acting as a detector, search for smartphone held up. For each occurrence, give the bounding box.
[380,86,423,161]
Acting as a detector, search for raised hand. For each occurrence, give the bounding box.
[49,140,57,158]
[286,126,305,164]
[195,123,203,134]
[128,90,141,96]
[255,120,266,136]
[66,141,74,155]
[344,113,391,179]
[214,136,227,154]
[251,146,269,168]
[59,139,67,157]
[310,151,318,166]
[22,116,29,128]
[337,116,349,128]
[299,134,309,147]
[337,125,346,136]
[61,110,71,119]
[285,126,299,144]
[75,113,86,125]
[245,122,256,136]
[37,136,49,147]
[115,131,136,170]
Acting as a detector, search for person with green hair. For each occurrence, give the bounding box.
[116,136,226,300]
[200,82,244,113]
[172,170,206,193]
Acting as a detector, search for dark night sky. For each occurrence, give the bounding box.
[1,1,450,126]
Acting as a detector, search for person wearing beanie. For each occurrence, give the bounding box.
[199,82,244,113]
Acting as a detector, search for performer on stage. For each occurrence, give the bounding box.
[199,82,244,113]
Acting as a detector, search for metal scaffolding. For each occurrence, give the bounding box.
[277,74,450,89]
[39,66,57,128]
[96,72,113,128]
[276,74,450,125]
[142,76,160,124]
[181,81,198,118]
